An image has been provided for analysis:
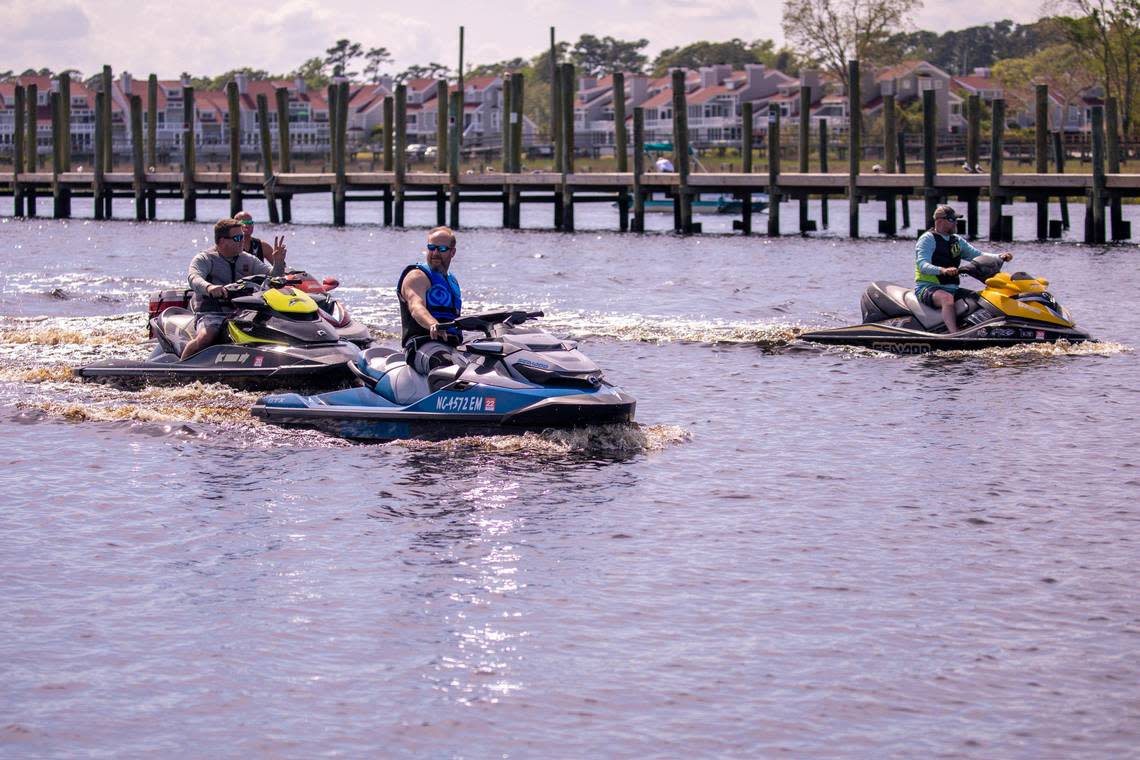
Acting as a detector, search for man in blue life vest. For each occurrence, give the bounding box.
[915,204,1012,333]
[182,218,287,359]
[397,226,465,374]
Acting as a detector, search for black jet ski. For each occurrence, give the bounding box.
[800,255,1093,354]
[76,275,360,385]
[251,310,636,440]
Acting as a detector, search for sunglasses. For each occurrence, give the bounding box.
[228,233,244,242]
[426,243,452,253]
[238,220,254,226]
[939,214,958,222]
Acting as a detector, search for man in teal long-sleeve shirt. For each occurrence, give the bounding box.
[915,205,1012,333]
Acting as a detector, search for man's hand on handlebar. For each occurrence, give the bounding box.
[941,266,959,277]
[207,284,228,299]
[999,252,1013,262]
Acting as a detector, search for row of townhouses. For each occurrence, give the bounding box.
[0,61,1106,159]
[0,73,536,159]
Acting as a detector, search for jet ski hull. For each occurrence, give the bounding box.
[801,320,1093,354]
[251,384,637,441]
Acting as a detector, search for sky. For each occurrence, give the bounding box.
[3,0,1052,80]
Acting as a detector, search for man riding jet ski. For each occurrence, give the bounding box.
[250,310,636,441]
[800,205,1092,353]
[75,218,359,384]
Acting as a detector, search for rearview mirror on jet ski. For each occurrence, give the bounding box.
[801,254,1093,354]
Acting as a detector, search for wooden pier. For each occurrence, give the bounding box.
[2,58,1137,243]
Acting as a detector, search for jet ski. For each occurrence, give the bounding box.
[76,275,360,385]
[251,310,637,440]
[800,255,1093,354]
[277,269,373,348]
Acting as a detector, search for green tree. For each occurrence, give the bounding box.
[292,57,330,90]
[395,62,450,84]
[992,43,1099,130]
[363,47,393,84]
[781,0,923,89]
[651,38,784,75]
[570,34,649,77]
[325,39,363,78]
[1061,0,1140,135]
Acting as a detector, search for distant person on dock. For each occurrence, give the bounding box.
[397,226,465,374]
[915,204,1012,334]
[181,218,287,359]
[655,156,674,172]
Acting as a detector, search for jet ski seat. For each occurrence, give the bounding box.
[428,364,465,392]
[902,290,977,331]
[152,308,197,357]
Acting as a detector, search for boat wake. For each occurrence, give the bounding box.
[389,423,692,456]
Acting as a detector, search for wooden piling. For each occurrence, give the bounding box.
[256,94,280,224]
[59,74,73,217]
[25,83,37,217]
[632,107,645,233]
[395,84,407,227]
[182,86,196,221]
[501,73,512,227]
[896,128,909,229]
[448,90,461,228]
[334,80,349,227]
[613,71,629,231]
[436,79,448,225]
[989,98,1006,242]
[551,27,562,175]
[511,74,524,227]
[129,94,145,220]
[99,67,111,218]
[457,26,465,165]
[1053,131,1069,229]
[13,86,25,217]
[560,63,575,231]
[966,95,980,238]
[819,119,829,229]
[882,93,897,236]
[274,87,293,223]
[1105,97,1125,240]
[922,88,938,230]
[1035,84,1048,240]
[147,74,158,219]
[671,68,691,234]
[799,85,811,233]
[383,95,394,225]
[767,104,780,237]
[227,81,242,217]
[740,101,753,235]
[50,90,63,218]
[1089,105,1105,244]
[847,60,860,238]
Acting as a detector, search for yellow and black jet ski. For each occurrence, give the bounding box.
[800,255,1093,354]
[76,275,360,385]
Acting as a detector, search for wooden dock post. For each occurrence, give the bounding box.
[147,75,158,219]
[334,80,349,227]
[1035,84,1049,240]
[632,107,645,232]
[129,94,145,221]
[847,60,860,238]
[25,83,37,217]
[966,94,980,238]
[394,83,407,227]
[227,81,242,217]
[436,79,448,225]
[274,87,293,223]
[448,90,461,228]
[1088,105,1106,244]
[13,86,25,217]
[510,73,524,228]
[740,101,753,235]
[767,103,780,237]
[501,73,512,227]
[61,73,73,217]
[613,71,629,231]
[1053,131,1069,230]
[99,67,111,218]
[551,27,562,175]
[456,26,465,171]
[560,63,575,232]
[882,92,897,236]
[922,88,938,230]
[50,89,63,218]
[819,119,829,229]
[328,83,341,225]
[896,129,909,229]
[799,85,812,233]
[182,86,196,222]
[1105,97,1126,240]
[671,68,692,234]
[383,95,394,225]
[256,94,280,224]
[989,98,1006,242]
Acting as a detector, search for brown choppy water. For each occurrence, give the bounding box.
[1,204,1139,758]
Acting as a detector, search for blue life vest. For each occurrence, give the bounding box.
[397,263,462,345]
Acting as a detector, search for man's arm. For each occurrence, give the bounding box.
[400,269,444,340]
[188,252,215,296]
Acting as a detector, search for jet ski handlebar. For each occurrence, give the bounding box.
[957,255,1005,283]
[435,310,545,336]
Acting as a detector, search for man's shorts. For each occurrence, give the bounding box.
[194,313,228,331]
[916,286,974,308]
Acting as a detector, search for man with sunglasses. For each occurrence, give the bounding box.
[182,218,287,359]
[915,204,1012,334]
[397,226,465,374]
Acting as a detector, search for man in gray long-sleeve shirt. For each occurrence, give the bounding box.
[182,218,287,359]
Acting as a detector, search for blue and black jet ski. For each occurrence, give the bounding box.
[250,310,636,440]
